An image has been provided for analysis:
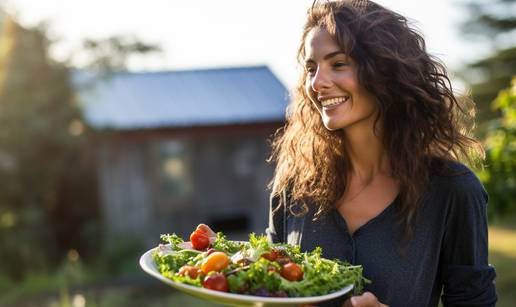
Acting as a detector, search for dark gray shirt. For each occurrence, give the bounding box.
[266,161,497,307]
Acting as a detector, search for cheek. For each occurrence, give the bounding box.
[360,91,379,112]
[356,96,379,120]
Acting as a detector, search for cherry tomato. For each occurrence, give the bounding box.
[203,273,229,292]
[178,265,202,279]
[190,230,210,250]
[261,250,279,261]
[201,251,229,274]
[280,262,303,281]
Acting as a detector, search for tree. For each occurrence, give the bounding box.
[0,10,162,281]
[459,0,516,130]
[0,14,84,280]
[81,35,161,73]
[478,78,516,217]
[457,0,516,217]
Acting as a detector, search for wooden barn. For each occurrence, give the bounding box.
[76,66,289,245]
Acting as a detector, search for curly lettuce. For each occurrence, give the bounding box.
[152,232,369,297]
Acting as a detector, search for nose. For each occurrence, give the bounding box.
[311,67,332,93]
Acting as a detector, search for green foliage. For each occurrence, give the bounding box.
[478,78,516,216]
[0,16,85,280]
[0,254,100,306]
[81,35,161,74]
[459,0,516,129]
[459,1,516,216]
[0,9,162,283]
[92,234,148,277]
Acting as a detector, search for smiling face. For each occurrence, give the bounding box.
[304,27,379,132]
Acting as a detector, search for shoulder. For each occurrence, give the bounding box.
[425,160,488,221]
[422,161,488,233]
[429,160,486,200]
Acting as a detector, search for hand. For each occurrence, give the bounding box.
[343,292,388,307]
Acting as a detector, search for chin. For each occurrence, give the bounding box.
[322,120,344,131]
[323,118,346,131]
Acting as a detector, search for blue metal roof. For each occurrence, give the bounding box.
[75,66,289,130]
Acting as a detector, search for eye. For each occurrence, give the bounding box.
[332,62,348,69]
[305,66,316,76]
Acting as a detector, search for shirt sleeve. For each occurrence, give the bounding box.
[440,172,497,306]
[266,192,285,244]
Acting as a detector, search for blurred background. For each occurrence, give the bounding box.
[0,0,514,306]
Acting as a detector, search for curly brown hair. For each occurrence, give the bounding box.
[269,0,484,230]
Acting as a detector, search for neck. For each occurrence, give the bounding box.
[342,121,389,182]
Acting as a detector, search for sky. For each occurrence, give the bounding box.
[6,0,482,89]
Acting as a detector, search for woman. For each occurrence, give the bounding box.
[266,0,497,306]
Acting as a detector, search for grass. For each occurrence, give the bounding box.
[0,286,221,307]
[488,224,516,307]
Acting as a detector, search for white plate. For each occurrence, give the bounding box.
[139,245,354,307]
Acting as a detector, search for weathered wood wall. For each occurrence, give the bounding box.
[96,125,278,246]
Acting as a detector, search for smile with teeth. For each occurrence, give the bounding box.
[320,96,350,107]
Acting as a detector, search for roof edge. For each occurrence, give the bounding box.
[72,65,272,78]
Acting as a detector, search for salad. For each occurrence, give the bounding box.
[152,224,369,298]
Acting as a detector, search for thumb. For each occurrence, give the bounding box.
[350,292,377,305]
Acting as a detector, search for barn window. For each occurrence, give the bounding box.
[232,142,255,177]
[157,140,193,201]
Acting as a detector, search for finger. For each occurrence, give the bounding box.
[350,292,378,306]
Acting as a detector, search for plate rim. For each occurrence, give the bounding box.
[139,244,354,304]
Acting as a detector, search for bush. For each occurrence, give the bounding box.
[478,78,516,218]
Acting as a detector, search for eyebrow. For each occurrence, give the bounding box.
[304,51,347,64]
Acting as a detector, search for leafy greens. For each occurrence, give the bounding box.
[152,232,369,298]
